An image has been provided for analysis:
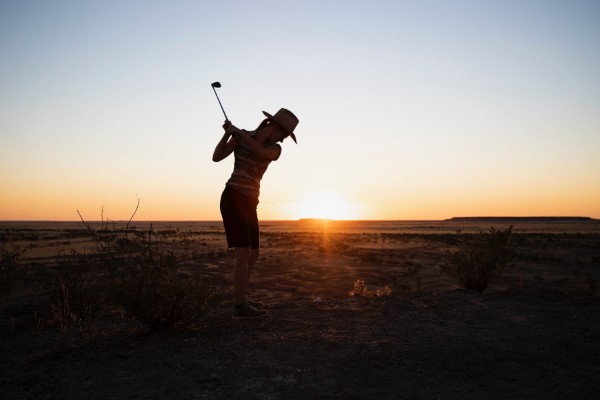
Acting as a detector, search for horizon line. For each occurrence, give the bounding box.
[0,216,597,223]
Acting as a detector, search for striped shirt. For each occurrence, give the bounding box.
[225,130,282,200]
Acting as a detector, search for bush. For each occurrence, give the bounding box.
[105,231,221,330]
[33,249,107,330]
[441,227,515,292]
[349,279,392,298]
[78,204,222,330]
[0,244,27,309]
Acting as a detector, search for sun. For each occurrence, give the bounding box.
[288,190,362,220]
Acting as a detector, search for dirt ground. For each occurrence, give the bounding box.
[1,220,600,399]
[2,290,599,399]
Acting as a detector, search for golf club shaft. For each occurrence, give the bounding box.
[212,87,228,120]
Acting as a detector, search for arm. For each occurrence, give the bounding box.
[236,132,282,161]
[212,121,240,162]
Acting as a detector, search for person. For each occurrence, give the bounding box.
[212,108,299,319]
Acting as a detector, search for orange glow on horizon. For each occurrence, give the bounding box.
[1,186,599,221]
[285,190,363,220]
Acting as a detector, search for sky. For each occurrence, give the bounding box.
[1,0,599,220]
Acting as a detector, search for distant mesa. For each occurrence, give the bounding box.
[445,216,594,222]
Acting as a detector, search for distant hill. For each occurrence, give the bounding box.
[445,217,594,222]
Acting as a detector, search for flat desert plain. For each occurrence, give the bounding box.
[1,219,599,399]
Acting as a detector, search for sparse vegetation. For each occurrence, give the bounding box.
[441,227,516,292]
[77,202,223,330]
[32,248,107,330]
[0,244,27,309]
[349,279,392,298]
[2,218,598,337]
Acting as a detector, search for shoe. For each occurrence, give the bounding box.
[232,302,268,320]
[246,296,264,309]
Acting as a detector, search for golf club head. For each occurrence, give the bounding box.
[210,81,228,120]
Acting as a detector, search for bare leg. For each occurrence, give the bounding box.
[234,247,251,305]
[247,248,259,287]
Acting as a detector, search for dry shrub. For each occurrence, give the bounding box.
[1,244,27,309]
[105,233,221,330]
[349,279,392,298]
[441,227,515,292]
[33,249,107,330]
[78,203,222,330]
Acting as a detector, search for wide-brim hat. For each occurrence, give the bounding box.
[262,108,298,144]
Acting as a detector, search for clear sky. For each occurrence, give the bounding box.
[1,0,599,220]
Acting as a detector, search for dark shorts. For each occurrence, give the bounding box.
[220,186,259,249]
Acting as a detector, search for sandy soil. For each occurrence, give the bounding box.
[1,220,599,399]
[2,290,599,399]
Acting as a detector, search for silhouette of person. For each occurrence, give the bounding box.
[213,108,298,319]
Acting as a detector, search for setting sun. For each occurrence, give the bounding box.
[287,190,362,220]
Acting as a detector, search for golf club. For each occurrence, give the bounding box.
[211,81,228,121]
